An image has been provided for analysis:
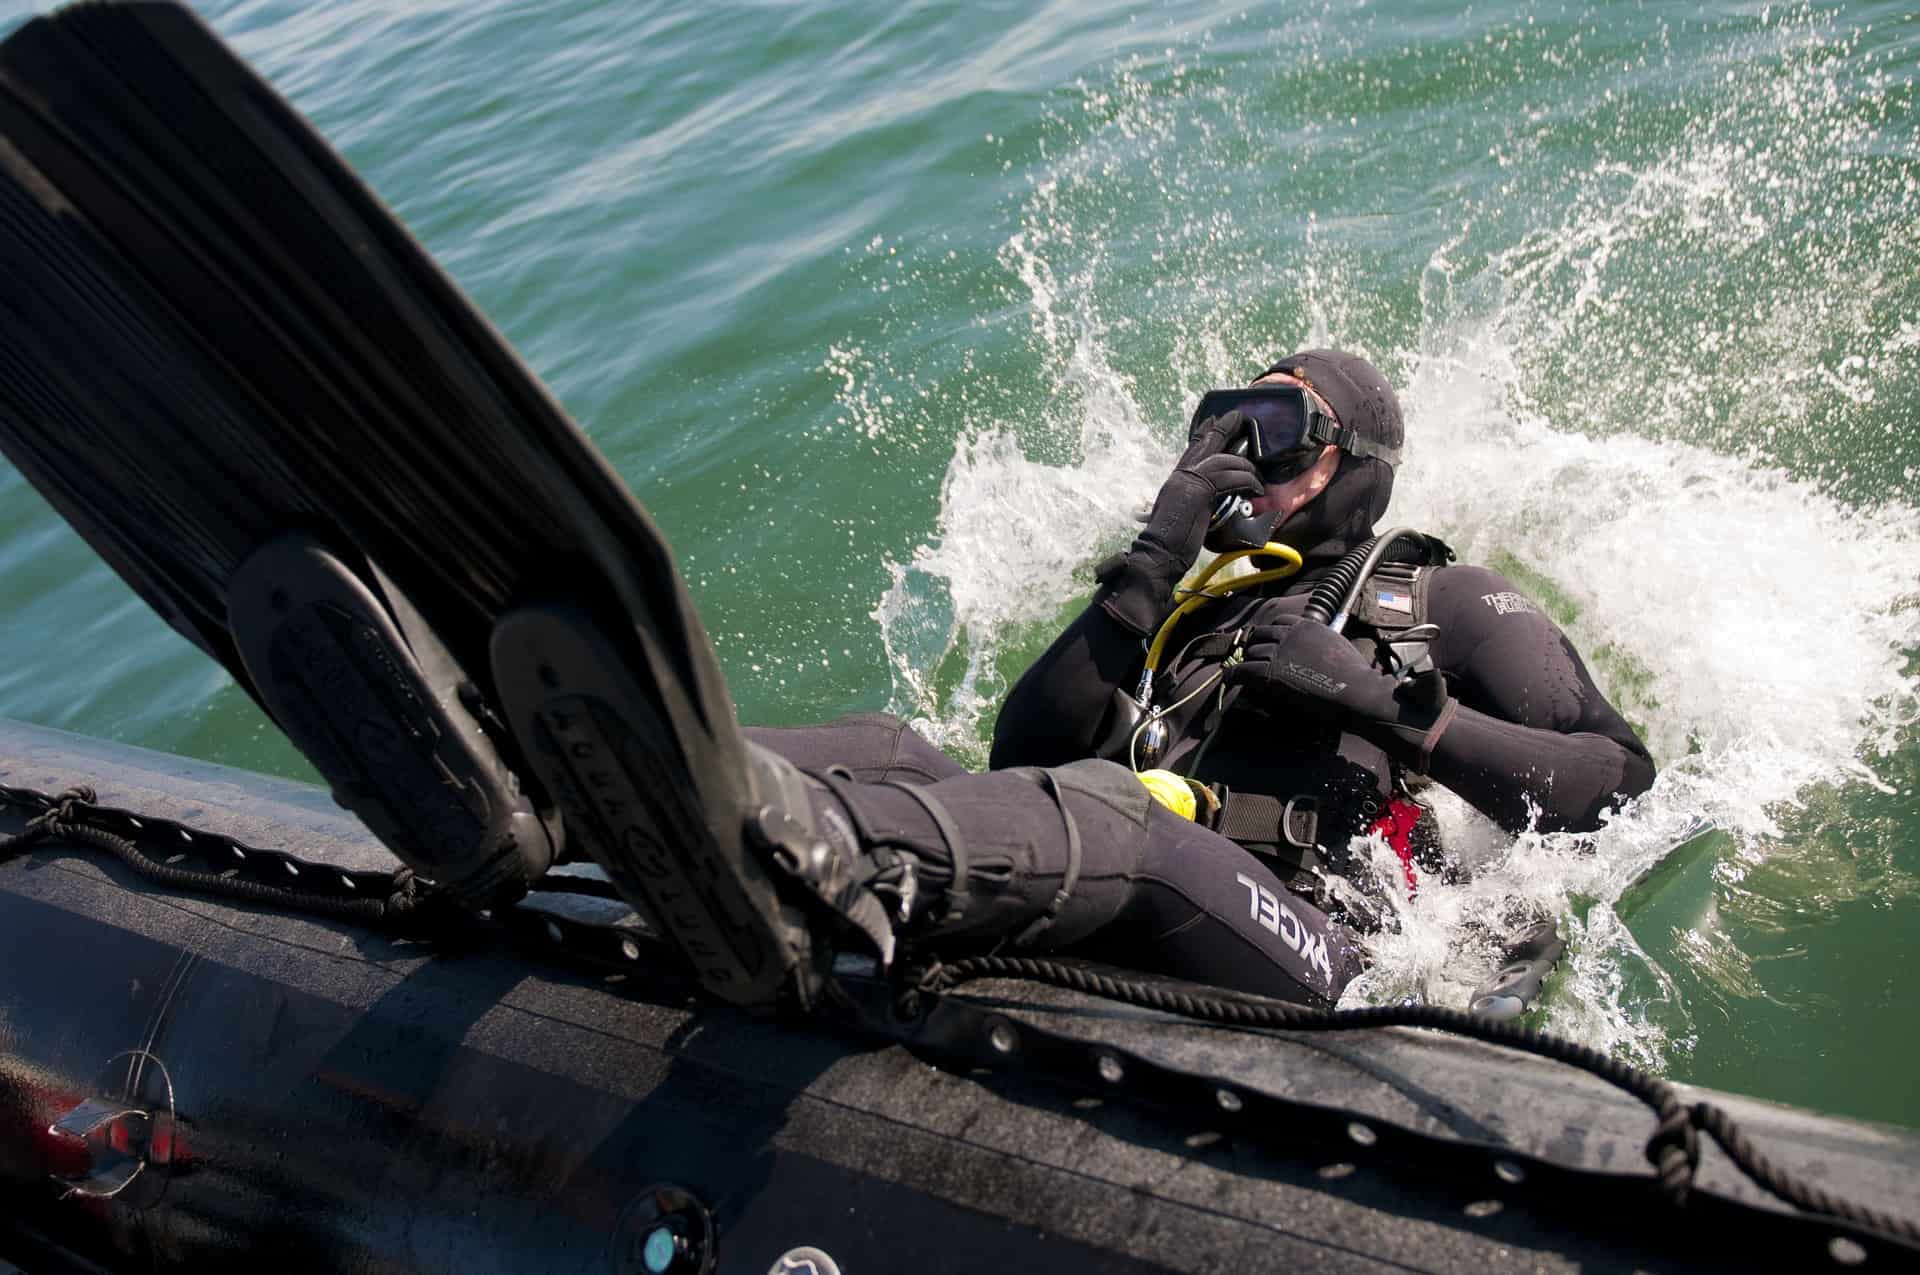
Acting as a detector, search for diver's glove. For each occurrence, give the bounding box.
[1225,615,1458,773]
[1093,412,1263,637]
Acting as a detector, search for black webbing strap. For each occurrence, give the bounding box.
[1325,422,1402,467]
[1213,787,1319,851]
[1414,696,1459,775]
[1013,770,1081,949]
[881,778,971,925]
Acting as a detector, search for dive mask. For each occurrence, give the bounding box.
[1188,385,1403,477]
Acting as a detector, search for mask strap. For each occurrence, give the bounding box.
[1242,363,1405,467]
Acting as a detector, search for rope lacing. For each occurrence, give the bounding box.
[2,783,430,925]
[4,781,1913,1246]
[911,954,1916,1242]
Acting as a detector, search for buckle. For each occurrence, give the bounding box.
[1280,796,1319,850]
[747,805,897,967]
[1200,782,1230,831]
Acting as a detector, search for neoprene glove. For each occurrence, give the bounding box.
[1225,615,1457,772]
[1093,412,1263,637]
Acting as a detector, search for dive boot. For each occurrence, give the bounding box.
[492,602,897,1010]
[229,535,557,910]
[0,2,829,967]
[0,2,888,1002]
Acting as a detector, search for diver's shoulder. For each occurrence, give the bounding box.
[1425,562,1554,624]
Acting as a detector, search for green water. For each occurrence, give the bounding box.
[1,0,1916,1127]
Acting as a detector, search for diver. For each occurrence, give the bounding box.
[739,349,1656,1009]
[992,349,1658,905]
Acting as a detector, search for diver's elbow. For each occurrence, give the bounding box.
[1618,748,1657,803]
[1557,750,1658,834]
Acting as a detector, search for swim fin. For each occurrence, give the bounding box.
[0,2,836,1006]
[1467,919,1566,1021]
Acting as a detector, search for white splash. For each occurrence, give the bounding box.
[1352,329,1920,1058]
[869,226,1170,761]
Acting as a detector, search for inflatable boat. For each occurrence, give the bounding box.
[2,716,1917,1273]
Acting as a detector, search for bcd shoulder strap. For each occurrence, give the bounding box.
[1347,530,1453,635]
[1349,560,1432,634]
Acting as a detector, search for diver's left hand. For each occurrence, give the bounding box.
[1225,616,1399,724]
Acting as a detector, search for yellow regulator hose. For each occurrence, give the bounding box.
[1141,543,1304,677]
[1123,542,1304,778]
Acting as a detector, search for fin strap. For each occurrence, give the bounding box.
[880,779,970,925]
[1014,770,1082,949]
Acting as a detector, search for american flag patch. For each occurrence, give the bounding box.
[1376,590,1412,613]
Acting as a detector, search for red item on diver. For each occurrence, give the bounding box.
[1370,797,1425,897]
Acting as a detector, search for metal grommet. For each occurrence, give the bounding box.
[1827,1236,1868,1267]
[609,1184,716,1275]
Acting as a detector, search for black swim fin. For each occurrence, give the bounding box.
[0,2,838,1005]
[1467,919,1566,1020]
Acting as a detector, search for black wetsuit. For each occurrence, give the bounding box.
[749,549,1653,1010]
[754,715,1362,1003]
[973,546,1653,994]
[755,350,1654,1009]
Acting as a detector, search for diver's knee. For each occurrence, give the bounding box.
[1044,757,1155,827]
[837,712,965,783]
[753,712,963,783]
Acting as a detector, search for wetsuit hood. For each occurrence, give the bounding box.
[1260,349,1402,571]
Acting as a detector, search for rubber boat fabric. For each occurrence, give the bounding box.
[5,723,1920,1273]
[0,3,1915,1269]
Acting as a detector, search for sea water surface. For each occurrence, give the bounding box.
[1,0,1916,1127]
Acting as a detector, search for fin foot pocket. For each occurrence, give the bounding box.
[491,601,818,1009]
[229,534,556,909]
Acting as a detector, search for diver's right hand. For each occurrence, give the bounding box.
[1093,412,1263,638]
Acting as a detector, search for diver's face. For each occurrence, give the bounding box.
[1245,371,1341,519]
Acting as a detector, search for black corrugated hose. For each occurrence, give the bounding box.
[1300,526,1434,628]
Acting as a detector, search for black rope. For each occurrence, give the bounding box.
[921,954,1920,1244]
[0,783,94,845]
[1,784,428,925]
[1690,1101,1917,1242]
